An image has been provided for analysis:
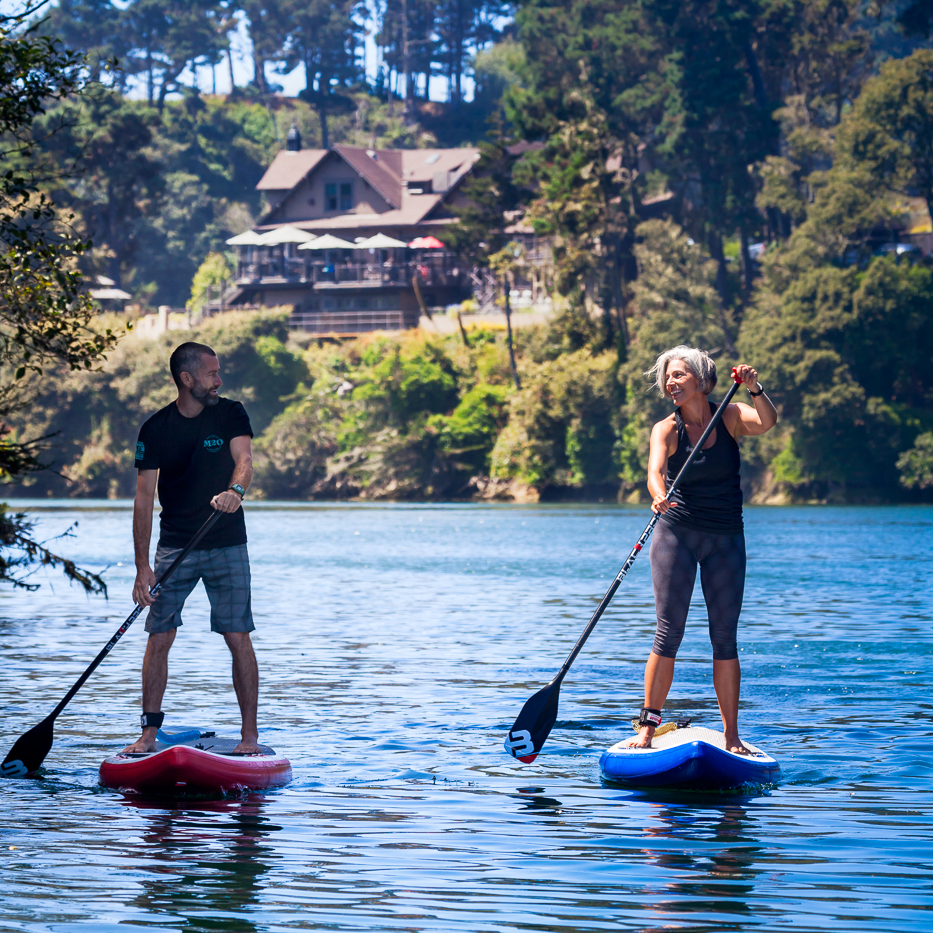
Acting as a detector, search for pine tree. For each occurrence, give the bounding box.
[280,0,365,148]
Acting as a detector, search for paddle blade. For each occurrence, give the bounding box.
[1,716,54,778]
[504,678,562,764]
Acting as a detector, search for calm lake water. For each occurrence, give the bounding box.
[1,501,931,932]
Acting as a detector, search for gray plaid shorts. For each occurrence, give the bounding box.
[145,544,254,635]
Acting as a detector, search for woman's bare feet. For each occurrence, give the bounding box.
[724,733,750,755]
[623,725,655,748]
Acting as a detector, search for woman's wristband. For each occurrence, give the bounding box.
[747,383,764,397]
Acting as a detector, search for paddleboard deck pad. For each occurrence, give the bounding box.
[600,726,780,790]
[99,730,292,795]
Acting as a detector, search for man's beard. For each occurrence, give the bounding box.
[191,384,220,407]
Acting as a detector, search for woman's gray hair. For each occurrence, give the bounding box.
[647,346,718,397]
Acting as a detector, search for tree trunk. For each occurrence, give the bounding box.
[456,310,470,347]
[743,40,768,112]
[744,38,784,241]
[107,179,121,287]
[318,103,329,150]
[707,231,737,354]
[156,64,183,116]
[254,55,267,94]
[739,227,754,296]
[452,3,464,107]
[227,43,236,94]
[402,0,414,125]
[503,275,520,390]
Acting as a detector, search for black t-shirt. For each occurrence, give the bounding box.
[135,398,253,550]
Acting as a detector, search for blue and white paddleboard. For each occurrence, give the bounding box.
[600,726,780,790]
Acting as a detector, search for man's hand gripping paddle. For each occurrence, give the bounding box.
[1,511,221,778]
[504,369,744,763]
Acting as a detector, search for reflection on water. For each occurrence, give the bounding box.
[641,804,760,924]
[122,796,279,931]
[0,501,931,931]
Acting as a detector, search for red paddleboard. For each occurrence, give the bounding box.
[99,731,292,795]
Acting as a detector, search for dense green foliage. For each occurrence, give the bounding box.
[494,0,933,502]
[0,12,122,590]
[7,309,629,502]
[7,310,305,498]
[6,0,932,508]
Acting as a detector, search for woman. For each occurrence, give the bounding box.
[627,346,777,754]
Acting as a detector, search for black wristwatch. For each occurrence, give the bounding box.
[229,483,246,499]
[748,383,764,397]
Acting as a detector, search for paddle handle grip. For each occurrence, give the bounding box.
[553,376,743,681]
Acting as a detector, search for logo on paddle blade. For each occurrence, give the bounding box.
[504,729,534,758]
[1,759,29,778]
[203,435,224,453]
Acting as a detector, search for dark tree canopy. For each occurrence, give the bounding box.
[0,10,118,592]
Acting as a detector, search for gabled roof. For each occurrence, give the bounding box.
[400,148,480,182]
[334,145,403,208]
[255,144,482,231]
[256,150,328,190]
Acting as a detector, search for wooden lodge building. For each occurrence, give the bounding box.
[222,126,482,334]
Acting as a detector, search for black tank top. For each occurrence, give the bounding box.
[661,400,743,534]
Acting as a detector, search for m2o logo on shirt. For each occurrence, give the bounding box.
[203,435,224,453]
[135,441,145,461]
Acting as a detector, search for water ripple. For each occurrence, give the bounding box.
[0,502,931,931]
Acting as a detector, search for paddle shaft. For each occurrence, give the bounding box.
[46,510,222,722]
[549,376,743,687]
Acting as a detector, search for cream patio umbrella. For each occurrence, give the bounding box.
[297,233,357,250]
[226,230,267,246]
[257,225,317,245]
[352,233,409,249]
[89,287,132,300]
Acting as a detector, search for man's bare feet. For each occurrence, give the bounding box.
[232,736,262,755]
[623,725,655,748]
[121,732,158,755]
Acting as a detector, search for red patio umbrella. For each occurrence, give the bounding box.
[408,235,445,249]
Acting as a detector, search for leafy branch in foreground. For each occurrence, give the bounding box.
[0,11,123,589]
[0,506,106,594]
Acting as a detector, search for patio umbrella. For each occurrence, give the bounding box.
[226,230,267,246]
[90,287,132,300]
[353,233,409,249]
[408,235,445,249]
[297,234,356,250]
[258,225,317,245]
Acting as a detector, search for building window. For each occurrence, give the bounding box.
[325,182,353,212]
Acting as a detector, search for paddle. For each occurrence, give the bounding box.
[504,368,744,763]
[1,509,222,778]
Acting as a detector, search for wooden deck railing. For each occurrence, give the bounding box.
[235,257,466,289]
[289,310,409,333]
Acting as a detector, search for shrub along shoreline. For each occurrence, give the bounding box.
[4,289,932,506]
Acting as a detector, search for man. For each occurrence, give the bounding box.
[122,342,260,755]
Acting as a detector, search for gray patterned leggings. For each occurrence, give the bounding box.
[650,521,746,661]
